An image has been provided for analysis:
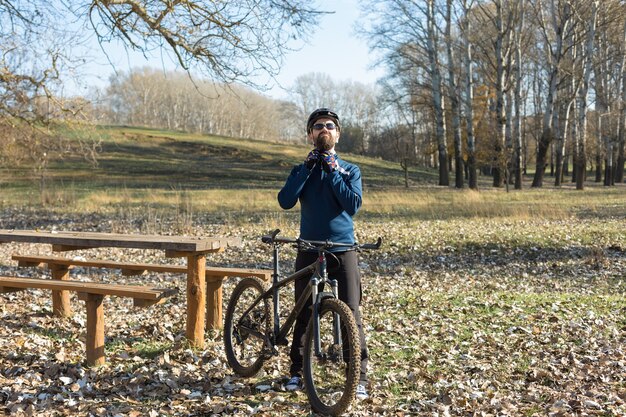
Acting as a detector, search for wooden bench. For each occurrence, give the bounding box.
[0,275,176,366]
[12,255,272,329]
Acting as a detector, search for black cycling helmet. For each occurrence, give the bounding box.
[306,108,340,133]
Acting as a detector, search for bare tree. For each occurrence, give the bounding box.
[287,73,341,141]
[530,0,574,187]
[360,0,449,186]
[1,0,322,194]
[593,3,625,186]
[460,0,478,189]
[1,3,101,195]
[378,71,430,166]
[554,5,583,187]
[100,68,284,141]
[618,19,626,183]
[445,0,464,188]
[573,0,598,190]
[83,1,322,88]
[511,0,526,189]
[474,0,515,187]
[426,0,450,186]
[3,1,323,104]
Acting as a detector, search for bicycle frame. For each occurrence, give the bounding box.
[237,242,340,357]
[268,245,340,356]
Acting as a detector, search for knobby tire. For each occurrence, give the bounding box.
[303,298,360,416]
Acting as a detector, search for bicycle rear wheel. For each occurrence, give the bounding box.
[224,277,273,377]
[303,298,360,416]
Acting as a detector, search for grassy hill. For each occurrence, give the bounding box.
[1,125,624,222]
[4,125,437,190]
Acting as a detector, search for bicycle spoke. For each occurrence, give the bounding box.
[224,277,272,377]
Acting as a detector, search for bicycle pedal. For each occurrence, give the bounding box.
[276,336,289,346]
[261,348,275,359]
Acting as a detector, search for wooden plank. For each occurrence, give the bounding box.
[0,230,240,252]
[134,298,167,308]
[17,261,44,267]
[12,255,272,280]
[0,276,177,300]
[52,244,95,252]
[0,286,25,294]
[165,248,223,258]
[205,267,271,281]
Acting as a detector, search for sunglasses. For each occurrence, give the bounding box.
[312,122,337,130]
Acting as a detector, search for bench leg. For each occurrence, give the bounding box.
[51,264,72,317]
[186,254,206,349]
[206,276,225,330]
[84,294,105,366]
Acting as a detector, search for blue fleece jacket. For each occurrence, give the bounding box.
[278,154,362,249]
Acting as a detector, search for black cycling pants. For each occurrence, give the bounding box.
[289,250,368,384]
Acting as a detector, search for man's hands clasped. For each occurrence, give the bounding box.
[320,152,338,173]
[304,150,338,173]
[304,149,321,169]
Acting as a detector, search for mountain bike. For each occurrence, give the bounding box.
[224,229,382,416]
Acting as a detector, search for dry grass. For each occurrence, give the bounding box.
[2,183,623,226]
[362,185,624,220]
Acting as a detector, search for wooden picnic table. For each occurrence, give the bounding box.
[0,229,240,349]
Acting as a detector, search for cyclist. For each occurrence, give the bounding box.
[277,108,369,400]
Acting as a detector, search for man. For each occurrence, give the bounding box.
[277,108,369,400]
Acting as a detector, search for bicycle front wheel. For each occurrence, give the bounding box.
[224,277,273,377]
[303,298,361,416]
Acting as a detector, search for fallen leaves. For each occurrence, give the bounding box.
[0,210,624,416]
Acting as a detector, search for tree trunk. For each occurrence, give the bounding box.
[618,111,626,182]
[493,0,507,188]
[401,159,410,188]
[505,89,514,188]
[426,0,449,186]
[575,1,598,190]
[532,128,552,187]
[618,149,625,183]
[532,1,572,188]
[446,0,464,189]
[618,21,626,183]
[462,0,477,190]
[555,101,574,187]
[513,0,524,189]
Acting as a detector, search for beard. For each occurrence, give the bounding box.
[314,132,336,152]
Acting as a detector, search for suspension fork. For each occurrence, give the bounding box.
[312,250,343,357]
[311,251,323,357]
[330,274,342,349]
[272,243,280,344]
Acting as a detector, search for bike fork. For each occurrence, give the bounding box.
[330,277,343,353]
[272,244,280,345]
[311,274,322,357]
[312,254,343,358]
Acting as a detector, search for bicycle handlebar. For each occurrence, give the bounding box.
[261,229,382,250]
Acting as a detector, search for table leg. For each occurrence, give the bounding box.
[50,264,72,317]
[206,276,225,330]
[84,293,105,366]
[186,253,206,348]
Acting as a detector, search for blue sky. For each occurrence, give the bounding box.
[70,1,383,99]
[266,0,385,99]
